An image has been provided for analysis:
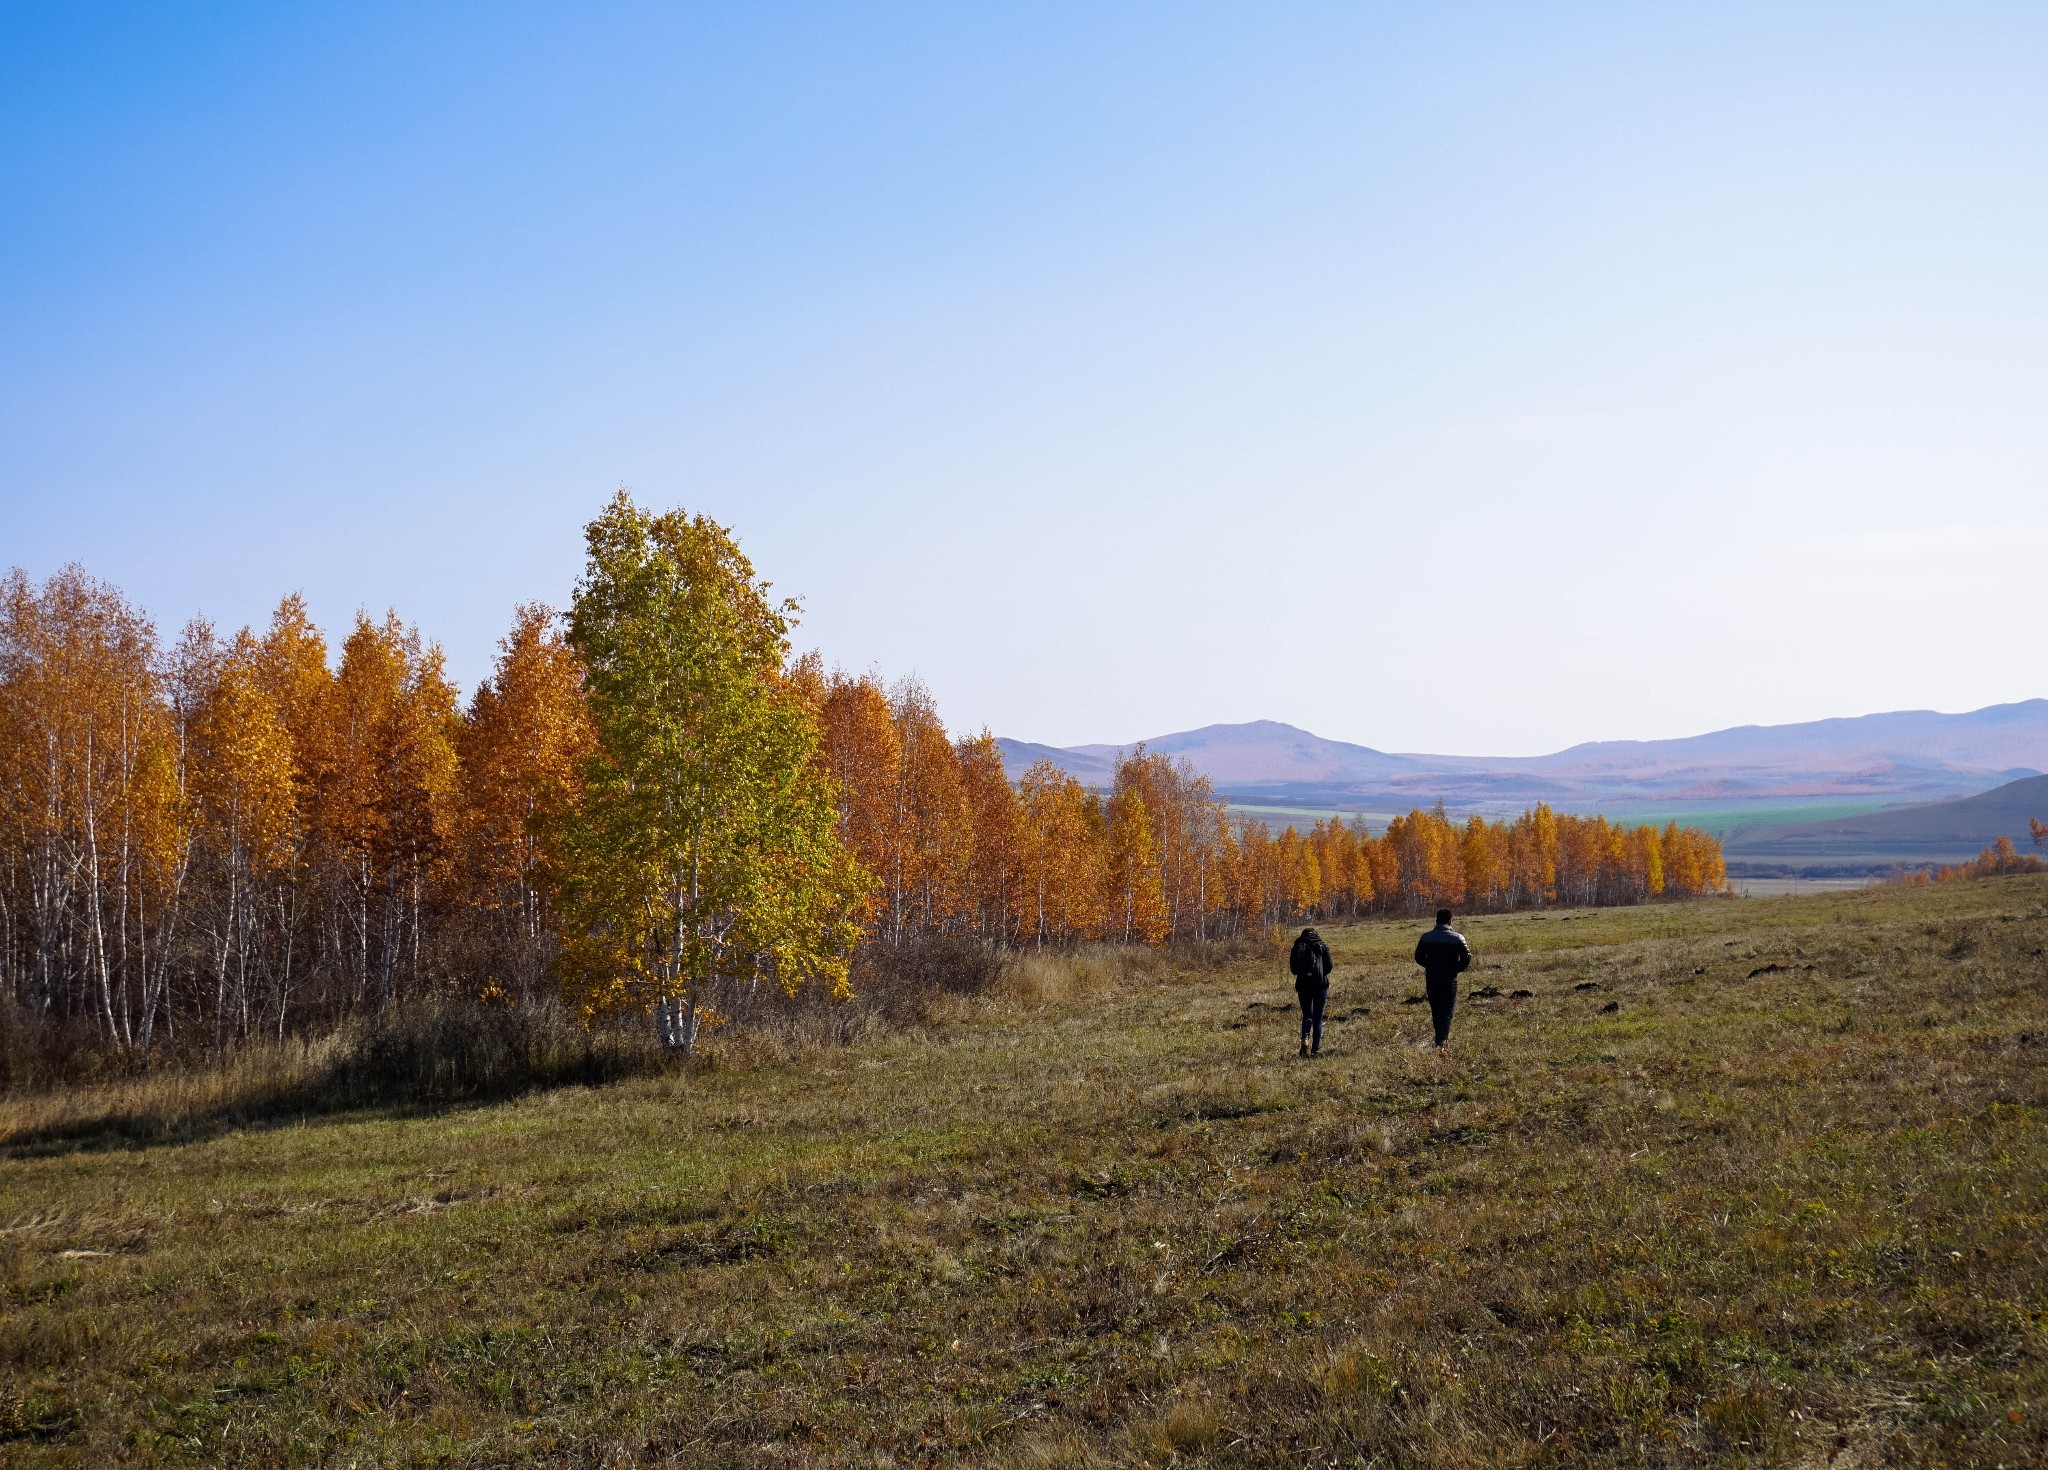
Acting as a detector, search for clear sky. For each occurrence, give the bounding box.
[4,3,2044,755]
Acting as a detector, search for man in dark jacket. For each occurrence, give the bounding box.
[1289,926,1334,1057]
[1413,909,1472,1048]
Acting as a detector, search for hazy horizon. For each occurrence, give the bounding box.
[1001,698,2048,763]
[7,5,2046,755]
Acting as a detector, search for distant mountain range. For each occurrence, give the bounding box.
[997,700,2048,813]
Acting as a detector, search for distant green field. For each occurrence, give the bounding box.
[1222,799,1897,840]
[1595,801,1897,840]
[4,877,2044,1465]
[1220,802,1392,831]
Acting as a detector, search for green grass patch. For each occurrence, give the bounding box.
[1605,800,1898,839]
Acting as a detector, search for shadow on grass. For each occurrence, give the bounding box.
[0,941,1024,1159]
[1,937,1266,1160]
[0,1001,672,1159]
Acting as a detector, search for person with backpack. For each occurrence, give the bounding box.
[1413,908,1473,1049]
[1289,926,1334,1057]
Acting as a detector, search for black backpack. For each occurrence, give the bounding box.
[1289,928,1325,983]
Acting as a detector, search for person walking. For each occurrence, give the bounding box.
[1289,926,1333,1057]
[1413,909,1472,1049]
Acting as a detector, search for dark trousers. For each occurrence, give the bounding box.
[1425,974,1458,1046]
[1296,980,1327,1051]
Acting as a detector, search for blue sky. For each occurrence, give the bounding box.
[5,3,2045,754]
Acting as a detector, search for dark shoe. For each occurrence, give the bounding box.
[1298,1039,1309,1058]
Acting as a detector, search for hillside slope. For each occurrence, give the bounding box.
[1725,772,2048,868]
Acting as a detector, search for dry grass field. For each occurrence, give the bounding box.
[2,877,2045,1467]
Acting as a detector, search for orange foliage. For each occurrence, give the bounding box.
[1913,834,2048,884]
[1,572,595,1049]
[0,558,1736,1057]
[455,605,596,993]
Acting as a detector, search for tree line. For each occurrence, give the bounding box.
[1,494,1726,1060]
[0,569,590,1058]
[1886,831,2047,887]
[804,664,1726,951]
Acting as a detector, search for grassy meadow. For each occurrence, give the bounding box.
[3,877,2045,1467]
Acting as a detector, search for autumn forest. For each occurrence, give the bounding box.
[0,494,1726,1069]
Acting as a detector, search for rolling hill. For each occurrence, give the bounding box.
[997,699,2048,814]
[1059,720,1424,787]
[1721,772,2048,872]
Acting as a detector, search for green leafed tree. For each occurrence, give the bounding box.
[551,492,869,1052]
